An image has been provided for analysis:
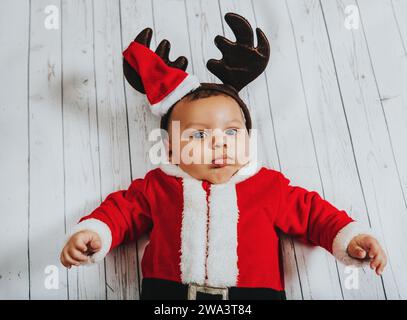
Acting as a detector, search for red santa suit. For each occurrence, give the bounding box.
[70,161,371,298]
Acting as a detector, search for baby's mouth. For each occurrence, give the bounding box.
[211,156,233,167]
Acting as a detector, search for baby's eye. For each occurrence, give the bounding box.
[225,128,238,136]
[191,130,208,139]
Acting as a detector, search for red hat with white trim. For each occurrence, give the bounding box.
[122,13,270,128]
[123,39,200,116]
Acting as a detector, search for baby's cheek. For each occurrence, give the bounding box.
[177,140,211,164]
[169,143,181,164]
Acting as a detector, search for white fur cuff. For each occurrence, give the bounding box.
[332,221,375,267]
[68,218,113,264]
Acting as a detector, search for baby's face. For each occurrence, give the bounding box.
[166,94,250,184]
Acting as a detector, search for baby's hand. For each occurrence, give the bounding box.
[60,230,102,268]
[347,234,387,275]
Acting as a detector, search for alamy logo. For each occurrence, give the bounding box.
[344,266,359,290]
[344,5,360,30]
[44,265,59,290]
[44,5,59,30]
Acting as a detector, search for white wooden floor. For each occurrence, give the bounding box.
[1,0,407,300]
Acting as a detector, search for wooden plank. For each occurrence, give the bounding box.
[28,0,67,299]
[357,0,407,209]
[285,0,386,299]
[320,0,406,299]
[252,0,346,299]
[152,0,193,73]
[392,0,407,49]
[356,0,407,299]
[61,0,106,300]
[92,0,137,300]
[0,0,30,299]
[119,0,156,299]
[184,0,224,84]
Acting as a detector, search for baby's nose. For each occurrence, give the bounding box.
[211,131,227,149]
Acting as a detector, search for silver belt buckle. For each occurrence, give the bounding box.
[188,283,229,300]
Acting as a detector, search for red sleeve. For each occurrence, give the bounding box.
[275,173,354,253]
[77,178,152,253]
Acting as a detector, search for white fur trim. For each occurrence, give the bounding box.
[159,162,193,179]
[332,221,375,267]
[227,159,261,185]
[164,158,262,286]
[150,74,201,116]
[206,183,239,287]
[180,178,208,284]
[69,218,112,264]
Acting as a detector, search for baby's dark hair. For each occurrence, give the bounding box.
[160,89,229,132]
[160,85,252,134]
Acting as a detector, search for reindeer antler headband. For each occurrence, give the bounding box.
[123,12,270,131]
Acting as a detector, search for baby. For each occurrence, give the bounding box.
[60,13,386,300]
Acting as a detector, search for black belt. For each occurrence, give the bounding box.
[140,278,286,300]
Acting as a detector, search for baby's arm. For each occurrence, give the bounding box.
[60,178,152,268]
[275,172,387,274]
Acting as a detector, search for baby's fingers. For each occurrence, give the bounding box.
[60,248,73,267]
[366,241,380,259]
[68,247,90,263]
[370,255,382,274]
[73,236,88,252]
[62,250,81,268]
[370,251,387,275]
[376,258,387,275]
[347,243,367,259]
[60,251,68,267]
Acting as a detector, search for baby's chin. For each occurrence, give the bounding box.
[180,163,243,184]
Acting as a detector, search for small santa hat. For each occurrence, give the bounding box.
[123,40,200,117]
[123,13,270,128]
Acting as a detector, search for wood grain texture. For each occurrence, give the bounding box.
[62,0,106,300]
[0,0,406,299]
[0,0,30,300]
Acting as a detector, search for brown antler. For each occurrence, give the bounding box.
[207,13,270,92]
[123,28,189,93]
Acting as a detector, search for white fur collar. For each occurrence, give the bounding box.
[158,159,263,287]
